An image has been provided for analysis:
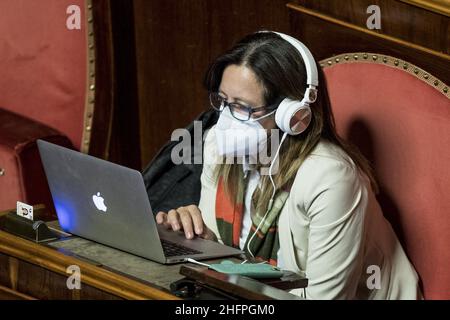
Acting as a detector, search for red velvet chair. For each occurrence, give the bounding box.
[321,53,450,299]
[0,0,95,219]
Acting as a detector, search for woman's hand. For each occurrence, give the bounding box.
[156,205,217,241]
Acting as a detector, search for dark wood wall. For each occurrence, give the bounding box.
[132,0,291,168]
[289,0,449,85]
[89,0,142,169]
[91,0,449,169]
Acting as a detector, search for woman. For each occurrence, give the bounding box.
[156,31,421,299]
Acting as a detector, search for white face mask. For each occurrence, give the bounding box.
[214,107,269,158]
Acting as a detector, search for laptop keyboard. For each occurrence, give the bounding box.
[161,239,202,257]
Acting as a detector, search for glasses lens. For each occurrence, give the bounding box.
[229,104,250,121]
[210,93,224,110]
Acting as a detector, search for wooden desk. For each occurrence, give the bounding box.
[0,230,180,300]
[0,207,180,300]
[0,210,305,300]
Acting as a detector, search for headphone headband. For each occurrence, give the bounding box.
[269,31,319,88]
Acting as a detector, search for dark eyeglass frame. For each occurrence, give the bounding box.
[209,92,278,121]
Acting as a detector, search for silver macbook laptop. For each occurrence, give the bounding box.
[37,140,243,264]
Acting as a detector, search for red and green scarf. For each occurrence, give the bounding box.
[215,175,291,266]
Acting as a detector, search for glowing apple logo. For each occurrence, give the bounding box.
[92,192,107,212]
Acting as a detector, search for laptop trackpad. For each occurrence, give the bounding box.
[157,224,243,260]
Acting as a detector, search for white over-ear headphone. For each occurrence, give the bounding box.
[266,31,319,135]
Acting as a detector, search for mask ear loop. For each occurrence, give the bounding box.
[246,131,288,258]
[248,109,277,122]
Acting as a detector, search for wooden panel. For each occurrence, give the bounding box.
[133,0,290,167]
[0,253,11,288]
[291,0,450,54]
[0,284,35,300]
[89,0,115,160]
[0,252,121,299]
[398,0,450,17]
[288,2,450,85]
[107,0,141,169]
[5,254,122,300]
[89,0,141,170]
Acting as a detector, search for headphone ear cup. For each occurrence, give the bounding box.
[275,98,312,135]
[290,106,311,135]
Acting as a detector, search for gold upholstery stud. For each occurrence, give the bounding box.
[319,53,448,98]
[90,84,95,91]
[0,168,5,176]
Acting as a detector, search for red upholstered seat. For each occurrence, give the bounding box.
[0,0,87,148]
[0,109,73,220]
[322,54,450,299]
[0,0,88,217]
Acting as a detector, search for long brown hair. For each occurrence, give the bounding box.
[204,32,378,214]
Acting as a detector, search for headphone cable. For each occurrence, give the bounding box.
[246,131,288,258]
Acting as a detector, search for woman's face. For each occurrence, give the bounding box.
[218,64,276,129]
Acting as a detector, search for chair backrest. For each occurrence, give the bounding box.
[322,53,450,299]
[0,0,89,150]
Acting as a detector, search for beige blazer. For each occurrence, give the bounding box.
[199,127,421,299]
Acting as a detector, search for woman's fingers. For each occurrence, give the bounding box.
[167,209,181,231]
[187,205,204,235]
[155,211,168,225]
[155,211,172,229]
[177,206,196,239]
[155,211,165,224]
[157,205,216,241]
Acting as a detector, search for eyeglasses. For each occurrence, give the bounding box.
[209,92,278,121]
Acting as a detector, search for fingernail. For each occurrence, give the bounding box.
[187,231,193,239]
[173,223,180,231]
[196,228,203,235]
